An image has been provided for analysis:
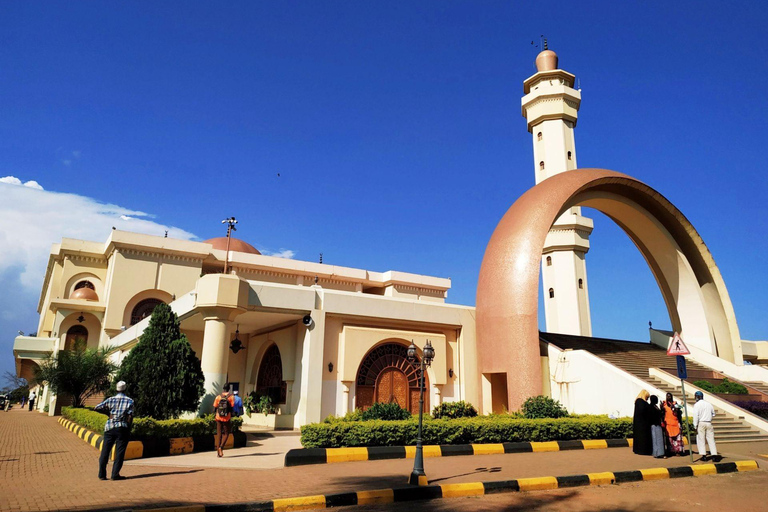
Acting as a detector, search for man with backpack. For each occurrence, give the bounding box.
[213,383,235,457]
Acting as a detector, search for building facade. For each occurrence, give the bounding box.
[14,231,478,427]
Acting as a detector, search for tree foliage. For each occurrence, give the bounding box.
[114,303,205,419]
[521,395,569,419]
[35,340,117,407]
[2,371,29,402]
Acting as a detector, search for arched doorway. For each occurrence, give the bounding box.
[476,168,743,411]
[256,345,287,404]
[130,298,164,325]
[64,325,88,351]
[355,343,428,414]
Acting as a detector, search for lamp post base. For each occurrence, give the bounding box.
[408,471,429,486]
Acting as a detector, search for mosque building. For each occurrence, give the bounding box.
[13,48,768,441]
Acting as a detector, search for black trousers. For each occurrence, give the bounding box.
[98,427,129,479]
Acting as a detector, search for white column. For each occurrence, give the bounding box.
[199,314,232,415]
[294,310,326,425]
[341,381,352,415]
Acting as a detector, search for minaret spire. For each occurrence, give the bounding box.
[521,47,594,336]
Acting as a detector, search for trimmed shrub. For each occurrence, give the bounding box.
[300,416,633,448]
[521,395,568,419]
[61,406,242,437]
[360,402,412,421]
[732,400,768,420]
[432,401,478,419]
[692,378,748,395]
[324,409,365,423]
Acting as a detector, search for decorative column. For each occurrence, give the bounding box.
[199,311,233,414]
[341,382,352,416]
[194,273,249,415]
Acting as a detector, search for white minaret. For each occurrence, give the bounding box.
[521,45,593,336]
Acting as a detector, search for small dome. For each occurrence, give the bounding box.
[71,287,99,301]
[204,237,261,255]
[535,49,558,72]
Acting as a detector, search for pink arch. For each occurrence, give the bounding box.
[476,169,741,412]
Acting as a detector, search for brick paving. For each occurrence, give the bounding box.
[1,407,766,512]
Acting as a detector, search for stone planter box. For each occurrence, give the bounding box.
[242,412,296,429]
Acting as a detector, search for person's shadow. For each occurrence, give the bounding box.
[127,469,203,480]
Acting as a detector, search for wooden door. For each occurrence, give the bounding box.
[375,368,409,409]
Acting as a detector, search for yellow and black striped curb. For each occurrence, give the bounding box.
[58,417,247,460]
[129,460,759,512]
[285,438,634,466]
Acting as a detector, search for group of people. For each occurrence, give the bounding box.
[633,389,719,461]
[633,391,686,458]
[94,381,245,480]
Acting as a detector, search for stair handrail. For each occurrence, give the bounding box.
[649,367,768,435]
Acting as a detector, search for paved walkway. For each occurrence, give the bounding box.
[1,407,766,512]
[124,429,301,469]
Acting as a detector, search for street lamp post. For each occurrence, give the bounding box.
[407,339,434,486]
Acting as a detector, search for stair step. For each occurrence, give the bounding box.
[715,437,768,444]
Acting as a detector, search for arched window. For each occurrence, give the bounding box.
[539,161,545,171]
[549,288,555,299]
[546,256,552,266]
[567,151,572,160]
[65,325,88,351]
[74,280,95,291]
[130,298,164,325]
[256,345,287,404]
[537,132,542,141]
[578,279,583,289]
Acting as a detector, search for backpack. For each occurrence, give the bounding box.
[217,394,232,417]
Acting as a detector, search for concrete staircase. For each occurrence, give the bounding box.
[744,381,768,395]
[541,332,768,444]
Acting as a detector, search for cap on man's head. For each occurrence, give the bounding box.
[116,381,127,392]
[694,391,704,399]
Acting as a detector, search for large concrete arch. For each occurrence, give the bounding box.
[476,169,742,411]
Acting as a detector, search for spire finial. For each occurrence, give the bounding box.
[543,37,548,51]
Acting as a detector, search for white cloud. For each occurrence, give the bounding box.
[261,248,296,259]
[0,176,196,290]
[0,176,44,190]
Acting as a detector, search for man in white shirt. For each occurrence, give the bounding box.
[692,390,718,461]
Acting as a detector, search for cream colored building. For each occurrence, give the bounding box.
[14,231,479,427]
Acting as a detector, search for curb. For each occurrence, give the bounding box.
[285,438,634,466]
[131,460,759,512]
[58,417,247,460]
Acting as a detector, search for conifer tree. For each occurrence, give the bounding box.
[114,303,205,419]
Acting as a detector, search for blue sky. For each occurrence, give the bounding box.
[1,2,767,381]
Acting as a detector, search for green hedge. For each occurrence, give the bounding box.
[300,416,633,448]
[61,407,242,437]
